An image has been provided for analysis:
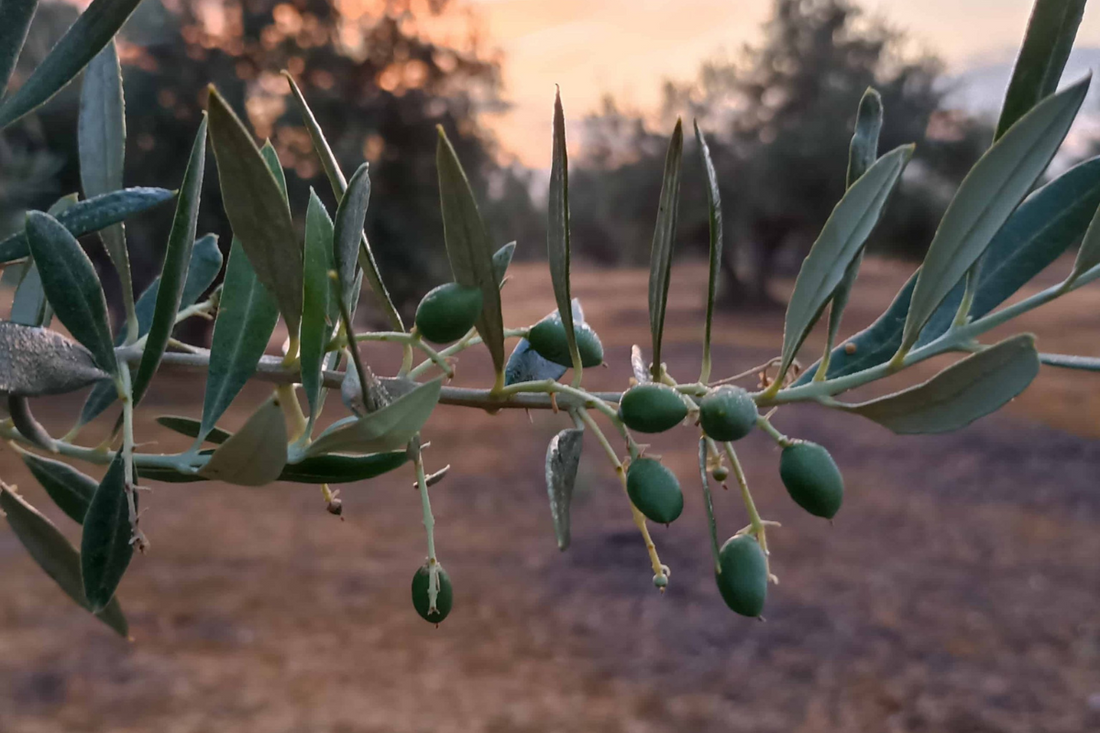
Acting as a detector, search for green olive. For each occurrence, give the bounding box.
[618,383,688,433]
[411,562,454,624]
[779,440,844,519]
[414,283,483,344]
[626,458,683,524]
[712,465,729,483]
[715,534,768,617]
[527,315,603,367]
[699,386,758,442]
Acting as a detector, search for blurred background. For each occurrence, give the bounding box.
[2,1,1100,731]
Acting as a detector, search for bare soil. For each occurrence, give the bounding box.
[1,260,1099,733]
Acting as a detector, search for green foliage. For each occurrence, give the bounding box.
[548,89,582,377]
[80,453,132,613]
[647,119,683,379]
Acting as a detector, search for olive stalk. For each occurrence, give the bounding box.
[410,437,441,613]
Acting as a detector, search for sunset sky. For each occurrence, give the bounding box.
[471,0,1100,166]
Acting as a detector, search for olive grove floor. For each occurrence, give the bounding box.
[1,260,1098,733]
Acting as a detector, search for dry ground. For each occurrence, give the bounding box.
[1,259,1099,733]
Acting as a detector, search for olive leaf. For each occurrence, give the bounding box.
[0,0,37,95]
[81,452,132,613]
[260,140,288,198]
[139,450,408,485]
[995,0,1086,141]
[631,344,651,385]
[8,394,56,452]
[24,211,117,375]
[79,40,134,328]
[0,485,128,637]
[0,187,176,265]
[1070,202,1100,280]
[436,127,505,375]
[301,190,339,422]
[548,89,581,376]
[492,241,517,286]
[1039,353,1100,371]
[776,144,913,381]
[334,163,370,311]
[282,71,404,332]
[21,451,98,524]
[0,322,109,397]
[197,238,279,442]
[801,154,1100,384]
[155,415,231,445]
[207,86,303,336]
[0,0,145,129]
[647,118,683,380]
[10,261,50,328]
[899,76,1090,357]
[303,377,442,458]
[131,114,208,406]
[837,334,1039,434]
[199,395,288,486]
[697,439,721,571]
[545,427,583,551]
[694,121,723,382]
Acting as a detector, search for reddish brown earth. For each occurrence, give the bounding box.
[1,260,1099,733]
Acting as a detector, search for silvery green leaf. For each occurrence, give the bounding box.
[340,364,367,416]
[80,452,132,613]
[0,321,109,396]
[631,344,650,385]
[132,114,208,405]
[1038,353,1100,371]
[995,0,1086,140]
[0,0,37,95]
[0,187,176,264]
[8,394,56,452]
[492,241,517,286]
[207,87,303,336]
[437,128,505,375]
[546,427,583,551]
[21,451,97,524]
[199,395,288,486]
[198,238,279,442]
[259,140,288,198]
[777,144,913,380]
[694,121,723,381]
[304,377,442,458]
[25,211,116,374]
[280,452,408,484]
[283,72,404,332]
[334,163,370,311]
[1070,202,1100,279]
[899,76,1090,356]
[0,485,128,637]
[79,40,133,323]
[548,90,581,374]
[802,154,1100,384]
[0,0,144,129]
[155,415,231,445]
[10,262,50,328]
[837,334,1039,434]
[301,190,338,423]
[647,119,683,379]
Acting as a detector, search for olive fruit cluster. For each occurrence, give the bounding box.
[415,282,483,344]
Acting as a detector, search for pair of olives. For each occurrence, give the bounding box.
[619,384,758,440]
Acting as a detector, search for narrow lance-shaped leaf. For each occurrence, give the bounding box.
[897,75,1090,359]
[197,238,279,442]
[775,144,913,383]
[694,120,723,382]
[837,334,1039,434]
[0,0,37,95]
[301,190,338,423]
[79,39,135,336]
[801,154,1100,385]
[132,114,208,405]
[24,211,117,374]
[698,439,721,571]
[0,485,128,637]
[155,415,232,445]
[10,261,50,328]
[995,0,1086,141]
[492,241,517,287]
[80,452,132,613]
[21,451,97,524]
[206,86,302,337]
[1070,202,1100,279]
[0,322,108,396]
[548,89,581,377]
[0,187,176,265]
[436,128,505,376]
[282,71,404,332]
[140,449,408,485]
[545,427,583,551]
[648,119,683,380]
[334,163,370,310]
[199,395,288,486]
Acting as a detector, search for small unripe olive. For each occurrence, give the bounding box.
[411,563,454,624]
[415,283,483,344]
[715,534,768,617]
[699,386,758,442]
[779,440,844,519]
[712,465,729,483]
[618,383,688,434]
[626,458,683,524]
[527,316,603,367]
